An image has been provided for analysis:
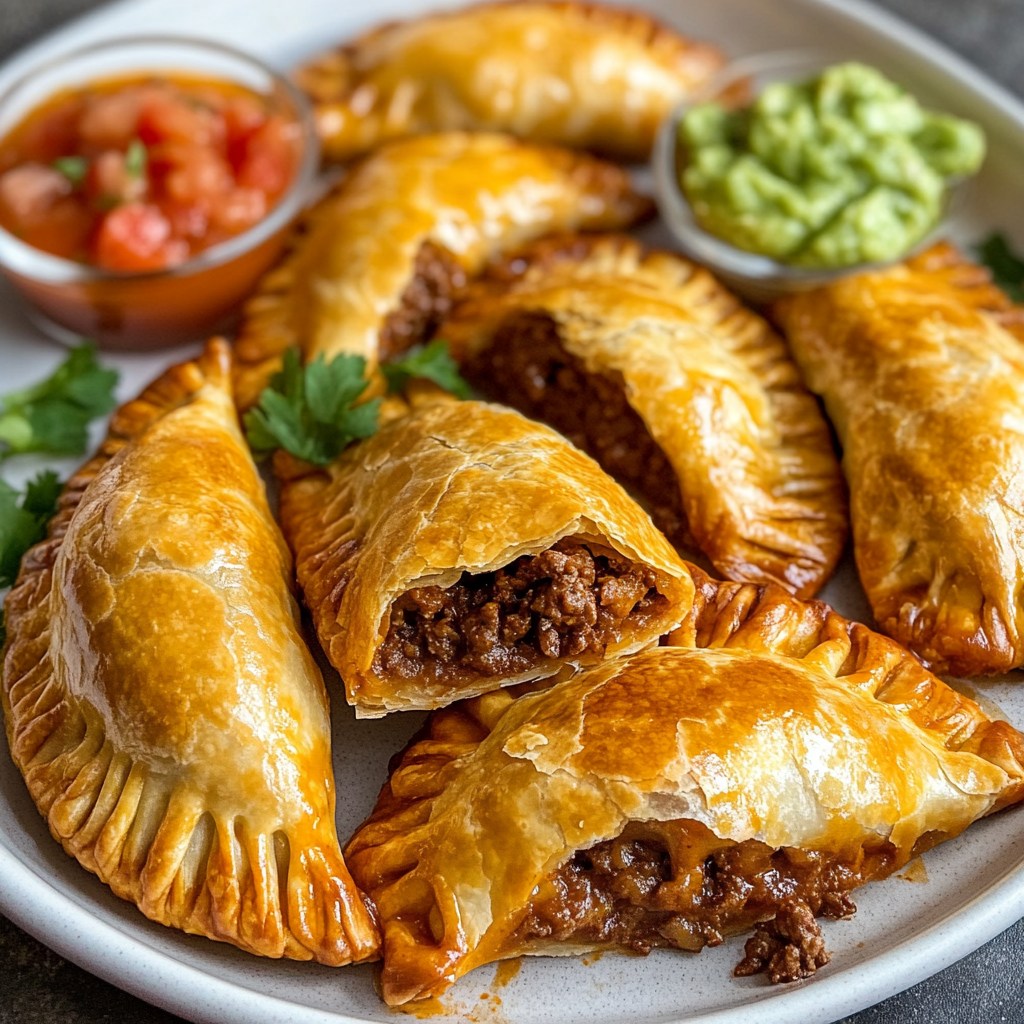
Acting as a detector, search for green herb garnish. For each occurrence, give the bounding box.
[0,344,119,460]
[978,232,1024,303]
[381,339,471,399]
[53,156,88,186]
[124,138,148,179]
[0,469,62,589]
[244,349,382,465]
[245,341,470,464]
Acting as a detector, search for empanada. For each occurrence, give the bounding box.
[1,340,379,964]
[347,591,1024,1004]
[440,234,846,597]
[232,133,650,410]
[774,242,1024,675]
[298,0,725,163]
[277,393,692,717]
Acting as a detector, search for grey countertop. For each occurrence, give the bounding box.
[2,1,1024,1022]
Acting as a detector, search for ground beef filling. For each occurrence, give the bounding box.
[513,820,896,983]
[373,540,666,682]
[379,241,467,361]
[465,311,692,550]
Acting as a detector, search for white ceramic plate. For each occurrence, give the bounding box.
[2,1,1024,1022]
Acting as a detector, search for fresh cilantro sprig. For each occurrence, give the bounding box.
[245,349,382,465]
[0,344,119,460]
[245,341,471,464]
[380,339,471,399]
[977,232,1024,303]
[0,469,62,589]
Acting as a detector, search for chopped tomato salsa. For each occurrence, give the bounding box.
[0,74,302,272]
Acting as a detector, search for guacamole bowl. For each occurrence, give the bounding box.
[653,50,979,302]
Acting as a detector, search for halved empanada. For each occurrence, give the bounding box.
[298,0,725,163]
[774,242,1024,675]
[347,590,1024,1004]
[277,393,692,717]
[232,133,650,409]
[440,234,847,597]
[1,340,378,964]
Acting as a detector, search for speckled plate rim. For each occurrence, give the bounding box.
[2,0,1024,1022]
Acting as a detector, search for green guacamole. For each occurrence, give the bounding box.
[678,62,985,268]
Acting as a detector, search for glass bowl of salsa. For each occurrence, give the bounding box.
[0,35,319,350]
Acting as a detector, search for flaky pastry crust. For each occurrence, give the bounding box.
[232,132,650,410]
[277,395,693,716]
[440,234,847,597]
[774,242,1024,675]
[347,570,1024,1004]
[1,340,379,964]
[297,0,725,163]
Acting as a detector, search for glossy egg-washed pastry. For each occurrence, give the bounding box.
[440,234,846,597]
[1,341,378,964]
[297,0,725,164]
[347,569,1024,1004]
[775,242,1024,676]
[232,132,650,410]
[277,393,692,717]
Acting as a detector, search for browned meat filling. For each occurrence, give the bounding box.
[373,540,666,683]
[513,819,896,982]
[464,311,691,550]
[379,241,467,361]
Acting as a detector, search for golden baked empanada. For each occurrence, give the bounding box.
[774,242,1024,675]
[1,341,378,964]
[440,234,846,597]
[277,393,692,717]
[232,133,650,409]
[347,608,1024,1004]
[298,0,725,163]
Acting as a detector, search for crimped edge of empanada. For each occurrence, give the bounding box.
[443,232,848,597]
[1,339,379,965]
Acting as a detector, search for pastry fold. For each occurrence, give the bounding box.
[774,242,1024,675]
[277,394,693,716]
[440,234,846,597]
[298,0,725,163]
[1,340,379,964]
[232,132,650,409]
[347,573,1024,1004]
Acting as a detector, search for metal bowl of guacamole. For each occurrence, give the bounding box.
[653,51,985,299]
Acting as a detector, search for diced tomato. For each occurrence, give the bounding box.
[236,116,298,197]
[8,97,84,168]
[0,164,71,225]
[78,89,145,150]
[211,186,267,233]
[87,150,148,206]
[138,91,224,148]
[161,201,209,241]
[92,202,188,271]
[165,149,233,210]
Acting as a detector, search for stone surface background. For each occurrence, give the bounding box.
[1,0,1023,1022]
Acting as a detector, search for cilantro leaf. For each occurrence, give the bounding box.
[381,339,471,399]
[53,156,88,186]
[0,344,119,460]
[125,138,148,179]
[0,470,61,589]
[977,233,1024,303]
[244,349,382,465]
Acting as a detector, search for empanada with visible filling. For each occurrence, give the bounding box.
[440,234,846,597]
[774,242,1024,675]
[346,582,1024,1005]
[277,393,692,717]
[232,132,650,410]
[1,340,379,964]
[297,0,725,164]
